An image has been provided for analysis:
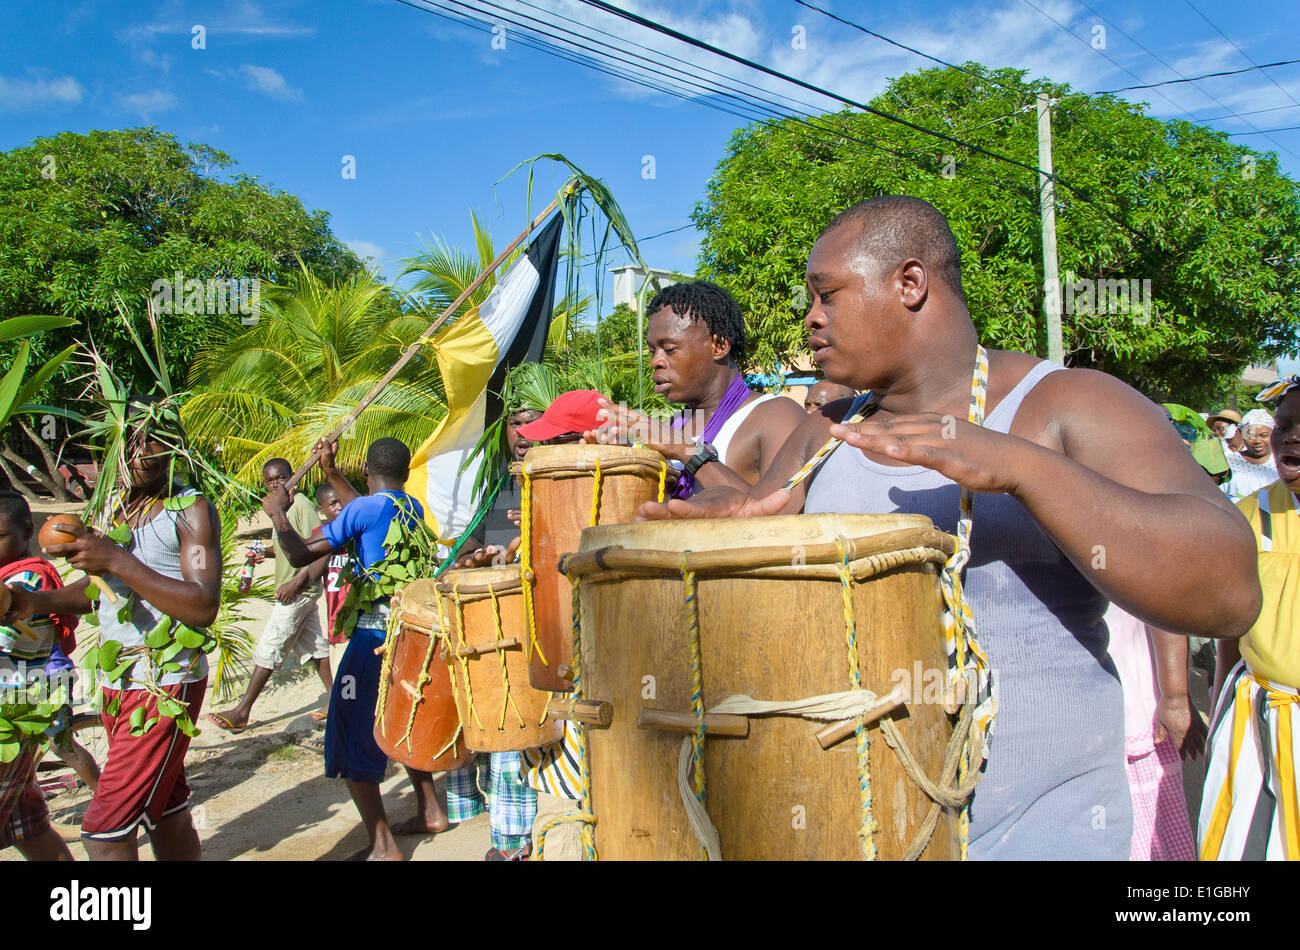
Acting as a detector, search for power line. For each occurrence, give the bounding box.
[1229,125,1300,136]
[1181,0,1300,112]
[392,0,1051,212]
[793,0,1126,159]
[1089,58,1300,94]
[1020,0,1207,122]
[1068,0,1300,162]
[1196,103,1300,122]
[393,0,777,124]
[393,0,1142,240]
[568,0,1144,239]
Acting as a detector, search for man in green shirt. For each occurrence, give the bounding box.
[208,458,333,733]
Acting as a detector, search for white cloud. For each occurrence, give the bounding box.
[239,64,303,102]
[115,89,180,119]
[120,0,315,44]
[346,240,389,276]
[0,74,84,112]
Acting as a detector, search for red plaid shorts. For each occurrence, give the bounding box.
[0,743,51,848]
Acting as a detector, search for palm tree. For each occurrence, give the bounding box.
[182,265,447,482]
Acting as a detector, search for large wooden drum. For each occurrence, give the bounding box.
[563,513,963,861]
[435,566,563,752]
[512,443,666,693]
[374,579,471,772]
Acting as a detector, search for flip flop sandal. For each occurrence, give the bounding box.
[206,713,248,734]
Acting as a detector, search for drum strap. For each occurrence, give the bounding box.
[940,346,997,861]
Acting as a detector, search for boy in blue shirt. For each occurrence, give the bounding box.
[263,437,448,861]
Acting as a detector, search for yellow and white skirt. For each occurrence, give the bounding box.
[1198,660,1300,860]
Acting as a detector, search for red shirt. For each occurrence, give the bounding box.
[312,528,354,644]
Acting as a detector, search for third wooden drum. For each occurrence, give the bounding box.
[374,578,471,773]
[561,512,978,861]
[512,443,667,692]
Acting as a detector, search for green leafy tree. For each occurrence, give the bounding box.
[0,127,361,407]
[694,65,1300,405]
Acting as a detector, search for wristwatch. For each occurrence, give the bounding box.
[683,441,719,478]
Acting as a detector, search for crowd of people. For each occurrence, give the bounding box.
[0,194,1294,862]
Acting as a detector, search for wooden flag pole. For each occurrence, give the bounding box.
[285,180,580,490]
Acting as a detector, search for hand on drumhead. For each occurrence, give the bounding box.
[455,543,517,569]
[637,487,790,521]
[586,398,686,462]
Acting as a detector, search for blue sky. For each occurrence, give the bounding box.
[3,0,1298,335]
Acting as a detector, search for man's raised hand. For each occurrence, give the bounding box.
[828,413,1028,496]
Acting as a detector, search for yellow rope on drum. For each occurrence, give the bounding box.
[518,468,548,669]
[452,584,483,730]
[589,459,603,526]
[834,537,879,860]
[535,578,599,861]
[487,582,525,731]
[398,603,441,753]
[656,459,667,504]
[430,588,466,763]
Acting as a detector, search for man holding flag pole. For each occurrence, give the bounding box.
[269,192,567,859]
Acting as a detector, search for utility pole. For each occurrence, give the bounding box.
[1036,92,1064,365]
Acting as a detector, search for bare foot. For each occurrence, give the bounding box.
[391,815,453,836]
[345,844,402,861]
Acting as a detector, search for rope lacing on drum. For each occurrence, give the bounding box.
[431,588,467,762]
[662,537,981,862]
[835,537,879,860]
[518,468,549,670]
[486,581,527,732]
[535,578,598,861]
[679,550,711,861]
[450,584,484,732]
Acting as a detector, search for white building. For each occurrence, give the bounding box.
[609,265,689,311]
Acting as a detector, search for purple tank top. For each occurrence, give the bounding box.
[804,360,1131,860]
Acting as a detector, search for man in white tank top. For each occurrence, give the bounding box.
[588,280,804,491]
[640,197,1261,859]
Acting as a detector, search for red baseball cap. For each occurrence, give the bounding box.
[516,390,606,441]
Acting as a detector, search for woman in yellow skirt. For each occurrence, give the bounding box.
[1200,379,1300,860]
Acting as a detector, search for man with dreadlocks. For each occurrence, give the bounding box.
[587,280,805,494]
[2,396,222,860]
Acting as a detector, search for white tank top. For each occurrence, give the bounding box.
[713,394,776,468]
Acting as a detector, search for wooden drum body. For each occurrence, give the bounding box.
[374,579,471,772]
[566,513,961,861]
[512,443,666,693]
[435,566,562,752]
